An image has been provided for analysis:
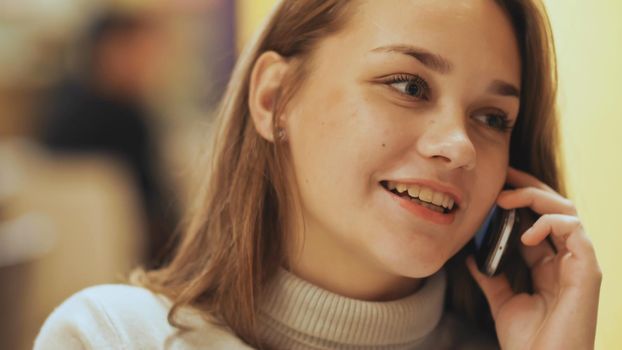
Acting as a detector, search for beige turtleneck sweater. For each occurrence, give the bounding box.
[34,268,499,349]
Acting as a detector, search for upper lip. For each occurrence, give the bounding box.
[382,178,463,207]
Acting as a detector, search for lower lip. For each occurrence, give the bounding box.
[383,186,456,225]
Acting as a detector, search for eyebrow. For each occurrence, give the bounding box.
[371,44,521,98]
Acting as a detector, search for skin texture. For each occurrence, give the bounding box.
[254,0,521,299]
[249,0,601,348]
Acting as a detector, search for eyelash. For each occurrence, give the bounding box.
[383,74,514,133]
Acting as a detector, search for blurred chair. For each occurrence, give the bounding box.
[0,139,146,350]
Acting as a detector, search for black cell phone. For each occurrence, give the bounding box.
[473,202,557,277]
[472,205,521,277]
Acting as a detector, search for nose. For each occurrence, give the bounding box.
[416,107,476,171]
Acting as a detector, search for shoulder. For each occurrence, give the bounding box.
[34,284,252,350]
[34,284,172,349]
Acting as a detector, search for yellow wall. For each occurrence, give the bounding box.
[236,1,622,348]
[544,1,622,349]
[236,0,277,53]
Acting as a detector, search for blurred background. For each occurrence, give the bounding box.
[0,0,620,349]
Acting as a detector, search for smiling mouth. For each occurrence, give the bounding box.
[379,180,459,215]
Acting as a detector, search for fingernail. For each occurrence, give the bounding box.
[520,234,529,244]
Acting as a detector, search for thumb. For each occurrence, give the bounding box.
[466,255,514,320]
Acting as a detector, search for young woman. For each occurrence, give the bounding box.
[35,0,602,349]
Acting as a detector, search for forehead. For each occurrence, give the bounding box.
[335,0,521,82]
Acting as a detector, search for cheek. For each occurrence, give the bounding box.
[288,94,393,190]
[463,147,509,229]
[482,145,508,189]
[284,100,404,244]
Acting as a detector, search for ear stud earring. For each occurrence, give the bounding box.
[276,127,287,141]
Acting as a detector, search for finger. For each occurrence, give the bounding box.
[520,241,559,299]
[520,236,556,269]
[506,166,555,193]
[497,186,578,216]
[466,255,514,320]
[522,214,594,259]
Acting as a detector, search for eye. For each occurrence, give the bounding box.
[384,74,430,100]
[473,111,514,133]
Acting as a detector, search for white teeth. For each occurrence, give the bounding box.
[418,187,434,202]
[407,185,421,198]
[386,181,457,211]
[432,192,444,206]
[396,183,408,193]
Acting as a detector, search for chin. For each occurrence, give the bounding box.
[403,263,445,279]
[383,249,449,279]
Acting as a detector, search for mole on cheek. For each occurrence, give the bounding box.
[382,143,386,147]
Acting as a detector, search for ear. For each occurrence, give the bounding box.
[248,51,290,143]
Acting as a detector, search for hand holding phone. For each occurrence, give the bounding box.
[466,167,600,350]
[472,199,557,277]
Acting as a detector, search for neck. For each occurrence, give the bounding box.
[286,218,424,301]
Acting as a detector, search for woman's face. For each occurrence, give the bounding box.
[284,0,521,279]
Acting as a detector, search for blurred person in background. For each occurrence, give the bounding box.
[37,11,178,268]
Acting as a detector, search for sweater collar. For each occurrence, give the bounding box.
[258,267,446,347]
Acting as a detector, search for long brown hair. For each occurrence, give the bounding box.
[133,0,565,347]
